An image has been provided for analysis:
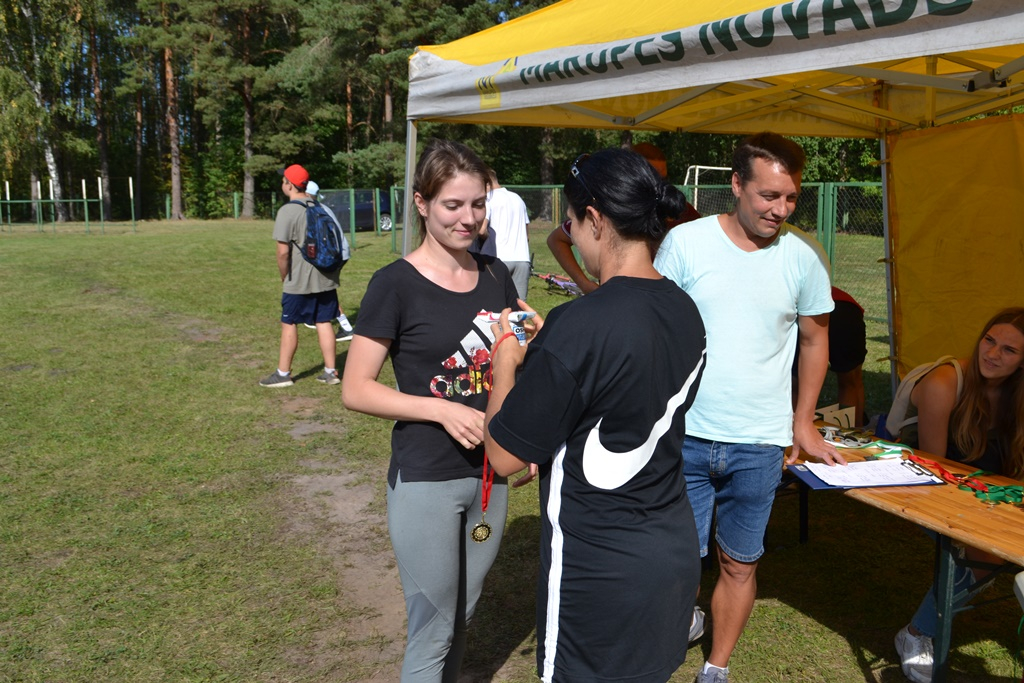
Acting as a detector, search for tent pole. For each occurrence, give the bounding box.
[880,134,898,397]
[402,119,418,256]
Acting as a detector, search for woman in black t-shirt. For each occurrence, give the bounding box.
[342,139,535,682]
[485,148,707,683]
[894,307,1024,683]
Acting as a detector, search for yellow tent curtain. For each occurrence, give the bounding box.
[888,114,1024,375]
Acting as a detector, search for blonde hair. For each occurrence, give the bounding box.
[949,307,1024,477]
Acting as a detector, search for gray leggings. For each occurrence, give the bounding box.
[387,472,509,683]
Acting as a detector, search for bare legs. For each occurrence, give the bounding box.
[707,548,758,668]
[276,321,336,373]
[278,323,299,372]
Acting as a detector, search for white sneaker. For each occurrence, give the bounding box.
[895,625,933,682]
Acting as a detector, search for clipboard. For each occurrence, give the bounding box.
[787,459,945,490]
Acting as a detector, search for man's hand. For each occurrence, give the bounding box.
[787,419,847,466]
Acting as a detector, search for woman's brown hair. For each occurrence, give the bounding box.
[950,307,1024,477]
[412,139,491,242]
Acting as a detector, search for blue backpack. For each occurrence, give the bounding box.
[289,199,349,275]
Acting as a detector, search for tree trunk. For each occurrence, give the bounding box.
[29,169,39,223]
[540,128,554,220]
[619,129,633,148]
[240,12,254,218]
[345,79,354,181]
[164,43,183,220]
[135,89,143,219]
[42,140,67,222]
[242,75,255,218]
[365,90,374,146]
[12,0,66,221]
[383,50,393,142]
[89,24,112,219]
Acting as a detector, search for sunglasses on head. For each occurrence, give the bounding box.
[570,153,599,208]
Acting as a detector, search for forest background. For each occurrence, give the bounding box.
[1,0,882,223]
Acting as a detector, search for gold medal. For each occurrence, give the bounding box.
[474,433,496,544]
[471,517,492,543]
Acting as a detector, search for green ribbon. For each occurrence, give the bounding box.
[959,469,1024,504]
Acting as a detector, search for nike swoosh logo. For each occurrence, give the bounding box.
[582,351,705,490]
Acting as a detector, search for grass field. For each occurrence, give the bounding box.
[1,220,1019,682]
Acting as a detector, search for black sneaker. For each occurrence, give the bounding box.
[259,371,294,388]
[336,330,354,342]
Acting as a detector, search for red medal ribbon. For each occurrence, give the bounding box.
[481,451,493,513]
[480,329,516,508]
[908,454,989,492]
[906,454,1024,503]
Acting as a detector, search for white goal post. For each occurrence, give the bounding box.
[683,165,731,212]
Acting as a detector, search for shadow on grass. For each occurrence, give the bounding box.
[757,491,1018,682]
[462,513,542,679]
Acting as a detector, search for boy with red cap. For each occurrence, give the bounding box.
[260,164,343,387]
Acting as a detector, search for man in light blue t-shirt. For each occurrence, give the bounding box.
[655,133,845,683]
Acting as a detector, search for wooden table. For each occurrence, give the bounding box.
[838,450,1024,682]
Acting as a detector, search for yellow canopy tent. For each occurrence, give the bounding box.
[404,0,1024,382]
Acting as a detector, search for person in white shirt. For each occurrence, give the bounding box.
[482,170,531,300]
[654,132,843,683]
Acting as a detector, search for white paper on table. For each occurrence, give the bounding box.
[802,459,943,488]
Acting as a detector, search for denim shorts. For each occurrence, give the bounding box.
[281,290,339,325]
[683,436,784,563]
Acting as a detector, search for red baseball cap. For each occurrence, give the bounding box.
[279,164,309,190]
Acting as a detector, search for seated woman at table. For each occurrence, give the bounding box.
[894,306,1024,683]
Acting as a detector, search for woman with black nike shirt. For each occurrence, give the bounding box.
[485,148,707,683]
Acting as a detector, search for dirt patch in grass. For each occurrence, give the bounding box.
[284,465,405,681]
[273,394,405,680]
[273,395,516,681]
[280,396,322,418]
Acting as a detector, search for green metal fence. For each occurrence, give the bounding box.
[6,182,885,323]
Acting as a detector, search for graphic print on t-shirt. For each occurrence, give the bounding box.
[428,310,502,398]
[582,350,706,490]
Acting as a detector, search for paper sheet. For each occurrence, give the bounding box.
[802,459,942,488]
